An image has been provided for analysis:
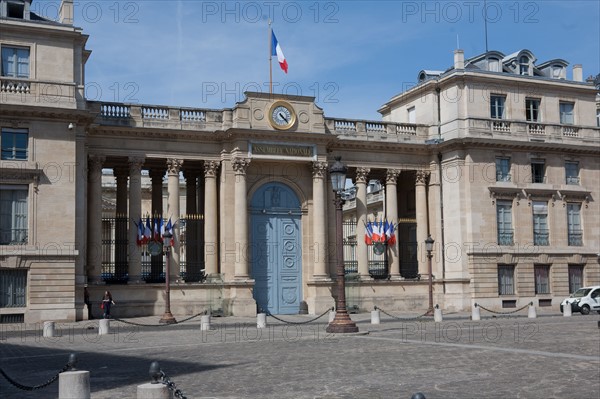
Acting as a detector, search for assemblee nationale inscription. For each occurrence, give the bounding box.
[252,144,313,157]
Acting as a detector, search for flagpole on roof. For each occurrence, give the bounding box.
[268,19,273,95]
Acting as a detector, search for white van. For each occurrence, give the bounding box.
[560,286,600,315]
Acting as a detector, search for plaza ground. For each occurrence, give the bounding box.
[0,310,599,398]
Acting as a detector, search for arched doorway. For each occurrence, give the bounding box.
[250,182,302,314]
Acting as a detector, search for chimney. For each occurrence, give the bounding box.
[454,50,465,70]
[572,64,583,82]
[59,0,74,25]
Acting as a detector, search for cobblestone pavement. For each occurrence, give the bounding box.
[0,310,599,398]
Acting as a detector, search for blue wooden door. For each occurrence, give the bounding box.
[251,183,302,314]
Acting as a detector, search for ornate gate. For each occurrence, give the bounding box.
[250,182,302,314]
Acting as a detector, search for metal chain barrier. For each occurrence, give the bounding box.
[161,371,187,399]
[0,354,75,391]
[265,307,334,325]
[475,302,532,315]
[374,306,432,321]
[112,311,207,327]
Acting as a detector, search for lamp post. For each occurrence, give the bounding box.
[326,157,359,333]
[159,231,177,324]
[425,235,435,316]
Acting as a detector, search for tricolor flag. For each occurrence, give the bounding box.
[144,216,152,244]
[271,31,288,74]
[364,221,374,245]
[165,218,174,246]
[384,220,396,246]
[136,218,144,246]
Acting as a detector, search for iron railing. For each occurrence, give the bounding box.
[568,230,583,246]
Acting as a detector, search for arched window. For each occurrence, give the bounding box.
[519,56,529,75]
[488,57,500,72]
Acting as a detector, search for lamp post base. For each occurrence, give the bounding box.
[159,312,177,324]
[326,311,359,333]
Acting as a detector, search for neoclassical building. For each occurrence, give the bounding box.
[1,0,599,323]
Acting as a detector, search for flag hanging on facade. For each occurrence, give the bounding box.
[136,218,144,246]
[385,220,396,246]
[271,31,288,74]
[144,216,152,244]
[364,221,374,245]
[165,218,174,246]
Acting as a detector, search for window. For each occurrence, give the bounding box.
[534,265,550,294]
[1,46,30,78]
[531,160,545,183]
[567,203,582,246]
[519,56,529,75]
[6,2,25,19]
[488,57,500,72]
[532,201,549,246]
[496,200,513,245]
[490,95,505,119]
[1,128,28,160]
[565,162,579,185]
[0,186,28,245]
[525,98,540,122]
[552,65,564,79]
[559,102,574,125]
[568,265,584,294]
[407,106,416,124]
[495,157,511,182]
[498,265,515,295]
[0,269,27,308]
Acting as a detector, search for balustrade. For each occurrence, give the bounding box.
[0,79,30,94]
[141,106,169,120]
[100,103,131,118]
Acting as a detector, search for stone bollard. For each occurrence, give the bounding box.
[43,321,56,338]
[59,371,90,399]
[434,306,443,323]
[257,313,267,329]
[563,303,572,317]
[472,304,481,321]
[99,319,110,335]
[528,303,537,319]
[371,309,380,324]
[138,361,169,399]
[137,383,169,399]
[329,310,336,323]
[200,314,211,331]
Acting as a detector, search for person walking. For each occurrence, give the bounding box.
[84,285,93,320]
[101,290,115,319]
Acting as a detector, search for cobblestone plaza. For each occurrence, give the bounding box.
[1,312,599,398]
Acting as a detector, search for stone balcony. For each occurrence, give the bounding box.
[324,117,428,142]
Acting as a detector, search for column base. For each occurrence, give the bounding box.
[388,274,403,281]
[326,311,359,333]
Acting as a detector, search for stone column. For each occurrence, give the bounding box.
[416,171,429,276]
[184,169,199,281]
[355,168,371,279]
[128,157,144,282]
[114,167,129,281]
[149,168,164,280]
[87,155,104,282]
[428,163,443,281]
[232,158,250,279]
[167,159,183,281]
[386,169,401,278]
[312,161,329,279]
[204,161,219,276]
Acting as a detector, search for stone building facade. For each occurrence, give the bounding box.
[1,0,598,323]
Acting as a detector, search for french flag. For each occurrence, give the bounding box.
[271,31,288,74]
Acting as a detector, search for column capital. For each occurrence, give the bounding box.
[356,167,371,184]
[232,158,250,175]
[166,158,183,175]
[128,156,145,172]
[386,169,401,184]
[312,161,328,179]
[88,154,105,170]
[416,170,430,185]
[204,160,220,178]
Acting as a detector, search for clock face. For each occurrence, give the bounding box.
[268,101,296,130]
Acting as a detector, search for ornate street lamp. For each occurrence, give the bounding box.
[425,235,435,316]
[159,231,177,324]
[326,157,359,333]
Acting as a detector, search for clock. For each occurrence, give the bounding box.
[268,101,296,130]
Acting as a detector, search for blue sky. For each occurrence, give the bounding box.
[37,1,599,120]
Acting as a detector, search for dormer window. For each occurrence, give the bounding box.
[7,1,25,19]
[519,56,530,75]
[552,65,564,79]
[488,57,500,72]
